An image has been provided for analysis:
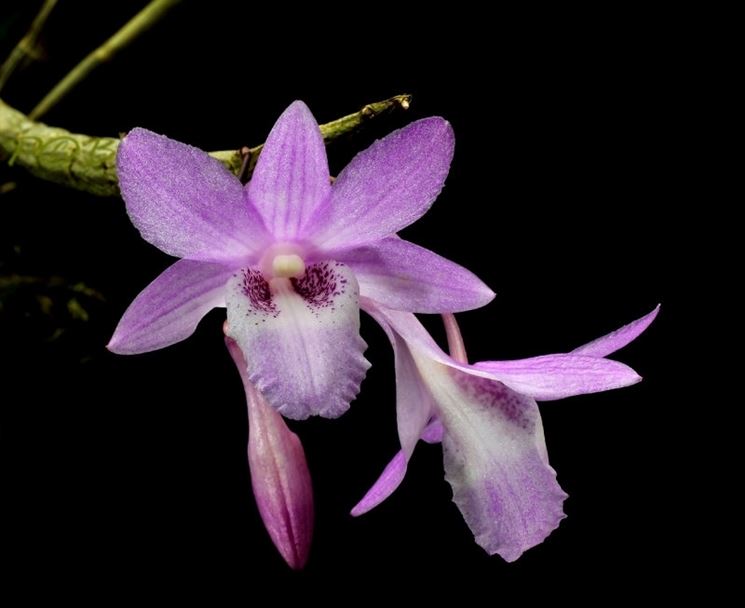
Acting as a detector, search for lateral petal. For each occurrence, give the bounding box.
[473,355,642,401]
[350,451,408,517]
[350,413,444,517]
[108,259,233,354]
[333,238,494,313]
[571,305,660,357]
[373,304,644,400]
[351,304,436,515]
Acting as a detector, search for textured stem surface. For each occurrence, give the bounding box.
[0,94,411,196]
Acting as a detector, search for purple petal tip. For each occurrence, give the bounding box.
[350,450,408,517]
[105,334,126,354]
[287,99,311,111]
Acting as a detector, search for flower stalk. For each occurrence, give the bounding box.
[0,0,59,93]
[28,0,184,120]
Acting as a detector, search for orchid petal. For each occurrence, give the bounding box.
[394,331,436,459]
[108,259,233,354]
[473,355,642,401]
[117,128,269,263]
[423,360,567,562]
[571,305,660,357]
[225,262,369,419]
[308,118,455,249]
[364,302,434,458]
[365,300,454,366]
[332,238,494,313]
[351,451,407,517]
[247,101,331,240]
[420,418,444,444]
[374,304,644,400]
[350,415,444,517]
[226,338,313,570]
[351,305,435,515]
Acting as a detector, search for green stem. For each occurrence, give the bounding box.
[0,94,412,196]
[28,0,182,120]
[0,0,59,93]
[221,94,413,177]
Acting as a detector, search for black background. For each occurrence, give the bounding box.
[1,1,694,600]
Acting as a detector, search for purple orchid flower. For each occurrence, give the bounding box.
[354,300,659,562]
[108,101,494,420]
[225,333,313,570]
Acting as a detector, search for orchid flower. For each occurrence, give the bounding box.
[354,300,659,562]
[225,333,313,570]
[107,101,494,420]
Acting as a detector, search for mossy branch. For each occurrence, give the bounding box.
[0,94,411,197]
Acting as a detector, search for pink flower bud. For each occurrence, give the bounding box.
[226,336,313,570]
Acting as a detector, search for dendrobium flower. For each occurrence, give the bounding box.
[108,101,494,419]
[354,300,659,561]
[225,333,313,570]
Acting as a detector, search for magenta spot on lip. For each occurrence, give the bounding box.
[453,372,535,431]
[241,268,277,314]
[292,262,345,309]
